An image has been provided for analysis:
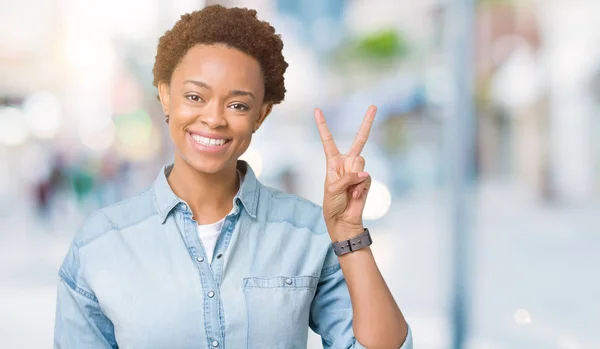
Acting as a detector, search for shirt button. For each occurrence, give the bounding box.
[208,291,215,298]
[285,278,293,285]
[196,256,204,262]
[212,340,219,347]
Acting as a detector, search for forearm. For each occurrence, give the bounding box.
[315,105,409,348]
[338,245,408,349]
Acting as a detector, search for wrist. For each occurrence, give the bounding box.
[328,222,365,242]
[331,228,372,256]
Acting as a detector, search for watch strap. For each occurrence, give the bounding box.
[332,228,372,256]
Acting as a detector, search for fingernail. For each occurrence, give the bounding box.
[353,190,359,199]
[358,172,369,179]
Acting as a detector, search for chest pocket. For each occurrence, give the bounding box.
[243,275,318,349]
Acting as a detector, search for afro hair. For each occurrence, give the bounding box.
[152,5,288,104]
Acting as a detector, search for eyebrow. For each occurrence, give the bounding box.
[184,80,256,100]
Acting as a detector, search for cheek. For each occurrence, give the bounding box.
[168,105,196,139]
[167,122,182,148]
[172,102,198,123]
[230,119,256,150]
[233,124,254,147]
[231,112,258,136]
[167,115,190,147]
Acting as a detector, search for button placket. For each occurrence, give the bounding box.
[212,215,236,286]
[180,208,221,349]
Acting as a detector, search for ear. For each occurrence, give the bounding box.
[157,82,171,116]
[254,103,273,132]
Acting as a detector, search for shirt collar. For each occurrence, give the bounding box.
[153,160,260,224]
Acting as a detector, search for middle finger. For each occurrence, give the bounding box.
[348,105,377,157]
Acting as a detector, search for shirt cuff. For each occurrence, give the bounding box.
[353,324,413,349]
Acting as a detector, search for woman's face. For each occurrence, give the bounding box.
[158,44,271,175]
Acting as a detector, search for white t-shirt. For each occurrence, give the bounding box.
[196,218,225,264]
[196,170,242,263]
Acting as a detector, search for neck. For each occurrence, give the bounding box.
[167,158,239,225]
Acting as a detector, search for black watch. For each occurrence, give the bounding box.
[332,228,372,256]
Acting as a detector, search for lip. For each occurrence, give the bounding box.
[187,130,231,141]
[187,131,232,154]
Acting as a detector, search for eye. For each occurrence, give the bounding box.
[229,103,249,112]
[186,95,203,102]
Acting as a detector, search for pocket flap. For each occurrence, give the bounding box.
[243,275,318,289]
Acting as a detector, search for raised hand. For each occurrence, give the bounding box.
[314,106,376,241]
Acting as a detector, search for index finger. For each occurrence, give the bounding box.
[314,108,340,159]
[348,105,377,156]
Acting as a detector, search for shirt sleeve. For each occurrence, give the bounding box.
[308,253,413,349]
[54,242,117,349]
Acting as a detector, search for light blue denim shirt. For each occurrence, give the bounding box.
[54,161,413,349]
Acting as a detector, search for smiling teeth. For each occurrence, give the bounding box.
[192,134,226,146]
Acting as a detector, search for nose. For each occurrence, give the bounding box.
[200,102,227,129]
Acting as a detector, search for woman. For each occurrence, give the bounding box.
[54,5,412,349]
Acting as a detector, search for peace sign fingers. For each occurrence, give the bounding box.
[315,105,377,240]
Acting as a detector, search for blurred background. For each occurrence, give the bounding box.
[1,0,599,348]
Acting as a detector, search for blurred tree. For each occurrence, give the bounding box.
[330,29,409,68]
[355,29,408,61]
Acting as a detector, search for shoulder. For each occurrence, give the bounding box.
[60,188,158,281]
[258,183,328,236]
[73,188,158,248]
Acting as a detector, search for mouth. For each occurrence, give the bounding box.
[189,132,231,146]
[187,131,232,153]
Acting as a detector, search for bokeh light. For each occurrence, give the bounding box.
[240,146,263,178]
[63,33,116,79]
[363,179,392,220]
[114,109,160,161]
[0,107,29,146]
[80,121,116,152]
[514,309,532,325]
[22,92,63,139]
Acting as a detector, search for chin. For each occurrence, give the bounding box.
[180,152,236,175]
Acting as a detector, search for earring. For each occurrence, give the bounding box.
[165,115,169,124]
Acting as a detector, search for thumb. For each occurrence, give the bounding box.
[327,172,369,195]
